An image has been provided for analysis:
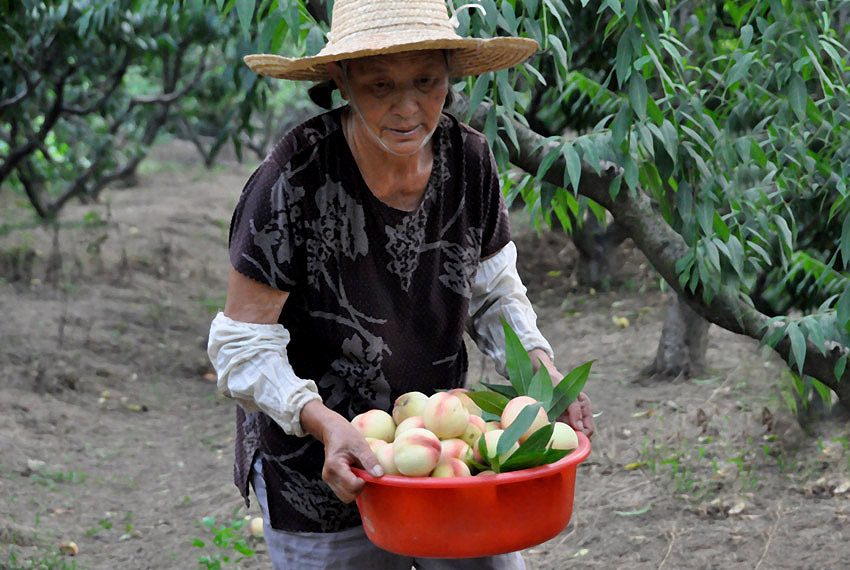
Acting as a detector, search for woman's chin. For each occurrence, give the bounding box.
[378,129,431,156]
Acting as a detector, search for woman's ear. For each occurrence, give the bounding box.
[325,62,349,100]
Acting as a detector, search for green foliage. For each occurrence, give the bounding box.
[0,0,311,220]
[193,516,256,570]
[2,548,80,570]
[466,319,591,473]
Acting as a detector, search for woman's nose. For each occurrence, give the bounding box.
[390,83,421,115]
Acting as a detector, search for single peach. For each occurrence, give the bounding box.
[431,457,472,478]
[392,428,442,476]
[475,429,519,466]
[391,391,429,425]
[459,415,486,448]
[448,388,483,417]
[365,437,389,454]
[351,409,396,442]
[501,395,550,443]
[248,516,264,538]
[394,415,426,438]
[548,422,579,451]
[439,438,471,462]
[375,441,401,476]
[423,392,470,439]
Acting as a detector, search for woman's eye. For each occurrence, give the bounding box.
[416,77,438,90]
[370,81,392,95]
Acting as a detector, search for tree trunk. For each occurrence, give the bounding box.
[570,216,628,287]
[640,293,710,382]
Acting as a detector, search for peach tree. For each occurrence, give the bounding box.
[213,0,849,412]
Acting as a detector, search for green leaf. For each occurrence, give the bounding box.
[519,422,555,454]
[835,354,848,381]
[611,105,632,147]
[712,212,730,241]
[547,361,592,420]
[615,31,633,87]
[484,104,498,145]
[741,24,753,49]
[527,366,554,404]
[233,542,255,556]
[548,34,568,70]
[836,286,850,327]
[503,319,535,393]
[499,402,544,455]
[466,390,511,416]
[727,52,755,85]
[193,539,205,548]
[628,72,648,121]
[305,25,325,56]
[623,0,637,21]
[258,11,281,52]
[614,505,652,516]
[786,322,806,374]
[812,379,832,411]
[841,213,850,269]
[536,141,564,182]
[500,448,569,472]
[789,75,807,121]
[480,382,519,400]
[236,0,255,37]
[468,74,491,117]
[562,142,582,192]
[750,139,767,168]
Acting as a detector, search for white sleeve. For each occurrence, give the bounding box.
[467,241,554,378]
[207,312,322,437]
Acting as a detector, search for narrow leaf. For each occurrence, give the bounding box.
[498,403,543,455]
[236,0,255,37]
[466,390,510,416]
[786,322,806,374]
[527,366,554,403]
[789,75,807,121]
[562,142,582,192]
[502,318,535,393]
[480,382,519,400]
[547,361,592,420]
[629,72,648,121]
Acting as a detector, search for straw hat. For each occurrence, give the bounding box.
[244,0,539,81]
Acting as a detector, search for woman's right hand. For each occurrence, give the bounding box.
[300,400,384,503]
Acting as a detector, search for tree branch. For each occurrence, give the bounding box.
[453,97,850,402]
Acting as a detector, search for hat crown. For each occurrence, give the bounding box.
[327,0,458,44]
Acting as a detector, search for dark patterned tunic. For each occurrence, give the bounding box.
[228,107,510,532]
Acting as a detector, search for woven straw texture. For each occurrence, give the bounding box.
[244,0,538,81]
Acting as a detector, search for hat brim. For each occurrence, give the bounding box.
[244,36,539,81]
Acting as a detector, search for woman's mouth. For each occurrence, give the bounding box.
[388,125,420,136]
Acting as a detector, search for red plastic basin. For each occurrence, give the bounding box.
[352,431,591,559]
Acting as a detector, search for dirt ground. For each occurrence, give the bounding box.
[1,140,849,570]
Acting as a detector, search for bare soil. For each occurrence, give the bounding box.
[1,141,849,570]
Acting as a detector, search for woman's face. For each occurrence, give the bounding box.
[330,51,450,156]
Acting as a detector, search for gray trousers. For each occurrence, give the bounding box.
[251,458,526,570]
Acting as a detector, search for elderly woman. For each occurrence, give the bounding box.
[208,1,594,568]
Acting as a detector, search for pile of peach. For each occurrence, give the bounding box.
[351,390,578,478]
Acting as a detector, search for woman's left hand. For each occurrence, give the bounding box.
[557,391,594,439]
